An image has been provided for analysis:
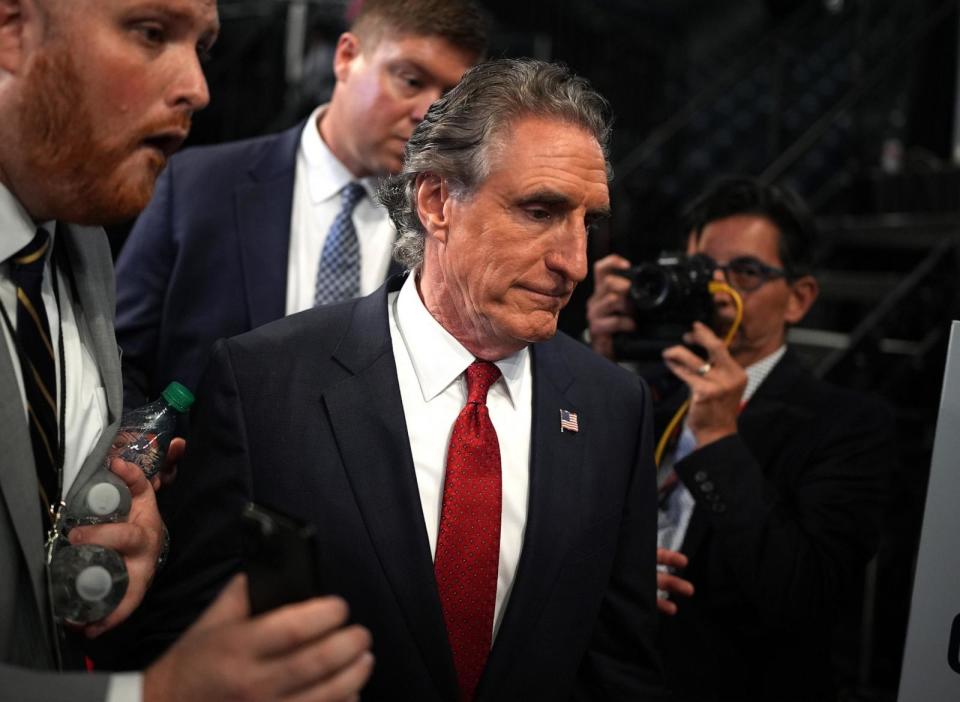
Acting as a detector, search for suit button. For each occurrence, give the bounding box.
[712,502,727,513]
[704,492,719,502]
[701,481,714,493]
[694,471,708,483]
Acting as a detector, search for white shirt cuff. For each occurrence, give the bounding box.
[107,672,144,702]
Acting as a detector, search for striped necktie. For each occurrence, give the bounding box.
[313,181,366,306]
[10,228,60,531]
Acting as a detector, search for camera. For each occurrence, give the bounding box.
[613,253,716,360]
[626,253,716,324]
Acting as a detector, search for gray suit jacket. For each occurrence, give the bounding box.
[0,224,123,700]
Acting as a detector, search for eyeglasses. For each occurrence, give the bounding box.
[710,256,788,292]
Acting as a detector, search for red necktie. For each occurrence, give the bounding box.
[435,360,502,701]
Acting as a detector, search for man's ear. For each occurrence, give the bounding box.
[415,173,450,243]
[0,0,26,75]
[784,274,818,325]
[332,31,361,83]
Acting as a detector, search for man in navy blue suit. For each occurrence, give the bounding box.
[128,58,668,701]
[114,0,486,409]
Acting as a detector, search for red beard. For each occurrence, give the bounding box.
[17,44,190,225]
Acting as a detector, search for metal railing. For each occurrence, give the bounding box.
[760,0,958,185]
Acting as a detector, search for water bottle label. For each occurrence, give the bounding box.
[111,429,163,478]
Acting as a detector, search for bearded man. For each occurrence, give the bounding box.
[1,2,372,700]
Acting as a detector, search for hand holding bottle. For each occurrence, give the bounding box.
[53,457,165,637]
[109,381,194,480]
[49,383,193,628]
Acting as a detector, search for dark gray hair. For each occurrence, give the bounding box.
[378,58,613,269]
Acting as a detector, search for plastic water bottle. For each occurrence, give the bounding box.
[50,382,194,623]
[112,381,195,479]
[62,382,194,528]
[62,469,132,531]
[48,544,128,624]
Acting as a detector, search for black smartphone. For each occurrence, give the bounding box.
[240,502,321,615]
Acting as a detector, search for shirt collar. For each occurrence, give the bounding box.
[301,105,379,205]
[394,272,528,407]
[742,345,787,403]
[0,182,55,264]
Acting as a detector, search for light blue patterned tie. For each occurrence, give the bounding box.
[314,181,366,306]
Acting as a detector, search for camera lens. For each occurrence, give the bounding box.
[614,253,717,361]
[630,264,672,310]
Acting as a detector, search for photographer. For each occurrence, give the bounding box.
[587,177,895,701]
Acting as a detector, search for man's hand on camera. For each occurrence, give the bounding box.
[662,321,746,448]
[586,254,636,360]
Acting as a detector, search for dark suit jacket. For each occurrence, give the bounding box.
[114,121,402,410]
[123,277,667,700]
[653,352,895,701]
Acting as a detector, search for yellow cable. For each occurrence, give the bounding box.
[654,398,690,468]
[708,280,744,347]
[654,281,743,468]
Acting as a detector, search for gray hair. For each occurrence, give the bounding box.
[378,58,613,270]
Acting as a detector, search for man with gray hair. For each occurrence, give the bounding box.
[147,57,666,700]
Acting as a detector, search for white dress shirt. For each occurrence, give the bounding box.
[388,273,531,637]
[0,183,108,498]
[285,105,396,315]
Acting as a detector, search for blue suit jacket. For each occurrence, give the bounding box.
[112,276,668,700]
[114,122,402,409]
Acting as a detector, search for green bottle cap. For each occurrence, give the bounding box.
[161,382,195,413]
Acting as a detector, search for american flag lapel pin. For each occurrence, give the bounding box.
[560,409,579,433]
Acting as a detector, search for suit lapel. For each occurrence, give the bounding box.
[737,352,804,455]
[61,225,124,504]
[322,281,457,699]
[60,224,121,423]
[234,123,303,329]
[482,338,585,692]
